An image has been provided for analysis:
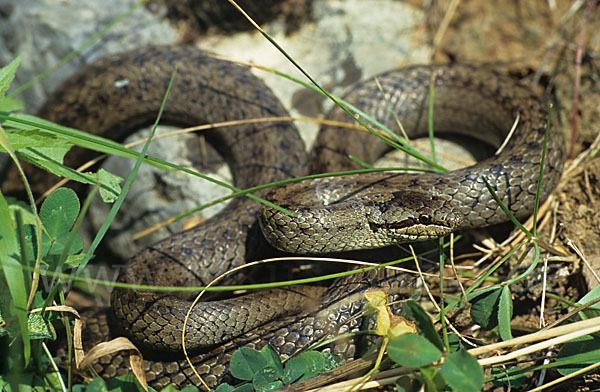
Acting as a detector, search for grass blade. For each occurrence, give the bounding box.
[75,67,177,275]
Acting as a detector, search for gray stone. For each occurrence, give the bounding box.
[0,0,177,112]
[90,126,232,255]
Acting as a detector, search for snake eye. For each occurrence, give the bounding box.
[419,214,432,224]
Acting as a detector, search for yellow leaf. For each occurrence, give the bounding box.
[389,315,417,338]
[365,288,390,336]
[365,288,388,308]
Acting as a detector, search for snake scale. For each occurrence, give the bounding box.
[37,46,565,388]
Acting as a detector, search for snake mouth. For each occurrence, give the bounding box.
[366,211,464,242]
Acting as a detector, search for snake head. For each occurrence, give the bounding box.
[260,182,466,254]
[364,190,465,243]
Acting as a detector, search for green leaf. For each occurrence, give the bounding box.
[3,129,121,202]
[0,191,19,258]
[416,366,445,392]
[282,357,302,384]
[97,168,123,203]
[22,223,50,263]
[86,377,109,392]
[38,188,83,259]
[48,231,84,258]
[212,385,235,392]
[321,352,343,372]
[394,376,420,392]
[0,96,24,113]
[404,300,444,352]
[557,335,600,375]
[253,367,283,392]
[440,349,483,392]
[212,385,234,392]
[261,345,284,379]
[7,197,36,226]
[498,286,513,340]
[470,288,501,330]
[3,129,71,151]
[388,333,442,367]
[11,134,73,173]
[230,347,268,381]
[179,387,200,392]
[231,384,254,392]
[0,371,48,392]
[0,57,20,98]
[161,385,199,392]
[40,188,80,237]
[2,113,164,168]
[21,292,55,340]
[26,311,55,340]
[17,144,82,178]
[446,333,461,353]
[64,253,86,268]
[105,374,146,391]
[43,363,68,392]
[0,191,30,362]
[283,351,330,384]
[577,285,600,320]
[299,351,325,381]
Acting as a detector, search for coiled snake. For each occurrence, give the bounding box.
[38,46,565,388]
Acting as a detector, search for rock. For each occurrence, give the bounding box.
[90,126,233,255]
[0,0,177,112]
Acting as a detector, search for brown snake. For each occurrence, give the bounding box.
[35,46,565,388]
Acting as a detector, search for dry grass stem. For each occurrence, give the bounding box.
[566,238,600,284]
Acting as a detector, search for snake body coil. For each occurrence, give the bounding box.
[38,46,565,388]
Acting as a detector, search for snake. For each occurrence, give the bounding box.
[35,46,565,389]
